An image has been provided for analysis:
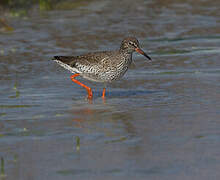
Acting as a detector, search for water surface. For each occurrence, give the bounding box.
[0,0,220,179]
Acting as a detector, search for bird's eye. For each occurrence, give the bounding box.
[129,42,134,46]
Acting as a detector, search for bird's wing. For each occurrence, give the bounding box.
[75,51,116,66]
[53,56,77,67]
[53,51,116,68]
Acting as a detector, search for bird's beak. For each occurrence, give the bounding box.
[135,48,152,61]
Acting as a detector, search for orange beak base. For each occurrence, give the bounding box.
[135,48,152,60]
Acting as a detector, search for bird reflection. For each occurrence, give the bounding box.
[70,102,137,140]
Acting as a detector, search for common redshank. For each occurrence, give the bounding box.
[53,37,151,99]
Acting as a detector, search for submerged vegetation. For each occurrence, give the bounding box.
[1,0,54,11]
[0,0,93,32]
[0,0,93,14]
[0,157,5,177]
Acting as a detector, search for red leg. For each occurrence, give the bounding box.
[70,73,93,99]
[102,88,106,99]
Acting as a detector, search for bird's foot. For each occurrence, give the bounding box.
[102,88,106,99]
[87,89,93,100]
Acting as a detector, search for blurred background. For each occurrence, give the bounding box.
[0,0,220,180]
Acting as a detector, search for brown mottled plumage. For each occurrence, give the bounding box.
[53,37,151,99]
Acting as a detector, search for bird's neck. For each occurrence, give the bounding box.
[119,48,133,56]
[118,49,133,66]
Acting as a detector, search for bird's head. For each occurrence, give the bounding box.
[120,37,152,60]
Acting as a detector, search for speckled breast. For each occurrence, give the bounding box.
[78,54,132,83]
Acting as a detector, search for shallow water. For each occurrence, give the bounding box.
[0,0,220,179]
